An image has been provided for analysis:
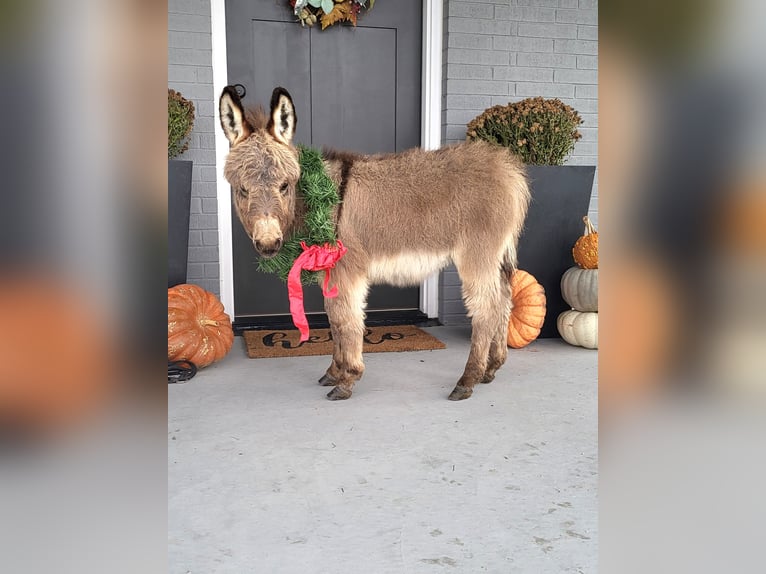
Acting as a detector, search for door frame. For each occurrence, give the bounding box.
[212,0,443,319]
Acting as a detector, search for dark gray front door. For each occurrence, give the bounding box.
[225,0,422,321]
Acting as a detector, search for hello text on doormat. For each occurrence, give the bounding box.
[243,325,446,358]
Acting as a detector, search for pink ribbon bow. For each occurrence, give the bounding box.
[287,241,347,342]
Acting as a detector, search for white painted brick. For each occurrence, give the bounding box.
[579,0,598,9]
[168,48,213,67]
[517,52,576,68]
[197,133,217,149]
[495,6,556,21]
[188,246,218,262]
[168,82,214,101]
[194,116,215,133]
[577,25,598,40]
[576,55,598,69]
[188,230,203,247]
[196,67,214,84]
[446,124,468,140]
[566,154,597,165]
[196,100,215,118]
[202,198,218,213]
[204,263,220,278]
[518,0,558,6]
[572,142,597,156]
[575,84,598,98]
[447,108,484,124]
[449,18,512,36]
[578,127,598,142]
[559,0,579,7]
[188,86,215,103]
[168,0,210,17]
[168,65,198,83]
[493,36,554,52]
[448,49,510,66]
[203,230,219,245]
[168,13,210,34]
[446,79,509,95]
[449,2,495,19]
[190,197,202,214]
[491,95,514,106]
[554,68,597,83]
[494,67,553,82]
[198,166,217,182]
[518,22,577,39]
[555,8,598,24]
[448,33,493,50]
[554,38,597,54]
[194,182,218,197]
[571,98,598,113]
[515,81,575,98]
[447,63,493,79]
[446,94,492,110]
[187,262,204,280]
[168,30,210,49]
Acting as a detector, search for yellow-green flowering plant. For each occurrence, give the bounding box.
[467,97,583,165]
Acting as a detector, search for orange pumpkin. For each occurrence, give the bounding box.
[573,216,598,269]
[507,270,547,349]
[168,284,233,368]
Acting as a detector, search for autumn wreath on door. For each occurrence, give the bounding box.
[290,0,375,29]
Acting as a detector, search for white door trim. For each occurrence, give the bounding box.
[211,0,235,317]
[419,0,443,318]
[212,0,443,320]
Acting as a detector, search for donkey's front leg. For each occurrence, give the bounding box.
[318,322,342,387]
[323,276,369,400]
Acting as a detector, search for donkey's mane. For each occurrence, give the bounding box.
[245,106,269,130]
[320,147,363,163]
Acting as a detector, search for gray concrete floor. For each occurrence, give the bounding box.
[169,326,597,573]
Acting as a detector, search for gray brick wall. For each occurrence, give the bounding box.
[168,0,220,295]
[167,1,597,319]
[439,0,598,325]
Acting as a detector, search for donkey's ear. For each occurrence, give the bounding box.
[219,86,252,147]
[267,87,296,146]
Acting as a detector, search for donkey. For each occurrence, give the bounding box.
[219,86,530,401]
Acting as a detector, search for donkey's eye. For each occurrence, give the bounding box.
[279,182,289,195]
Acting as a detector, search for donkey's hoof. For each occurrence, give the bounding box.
[318,374,336,387]
[448,385,473,401]
[480,373,496,385]
[326,386,352,401]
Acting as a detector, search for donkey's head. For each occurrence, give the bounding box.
[219,86,300,258]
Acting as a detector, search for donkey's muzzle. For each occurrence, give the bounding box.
[255,238,283,258]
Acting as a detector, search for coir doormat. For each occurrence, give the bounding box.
[243,325,446,358]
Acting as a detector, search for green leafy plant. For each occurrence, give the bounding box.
[466,97,583,165]
[168,89,196,160]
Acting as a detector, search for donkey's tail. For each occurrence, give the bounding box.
[501,244,517,281]
[500,165,531,281]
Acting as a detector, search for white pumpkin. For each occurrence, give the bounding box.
[561,267,598,312]
[557,310,598,349]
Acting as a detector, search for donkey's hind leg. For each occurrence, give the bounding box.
[481,267,513,385]
[449,260,508,400]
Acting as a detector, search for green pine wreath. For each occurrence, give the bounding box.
[257,145,341,284]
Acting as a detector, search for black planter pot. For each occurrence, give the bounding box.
[517,165,596,338]
[168,159,193,288]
